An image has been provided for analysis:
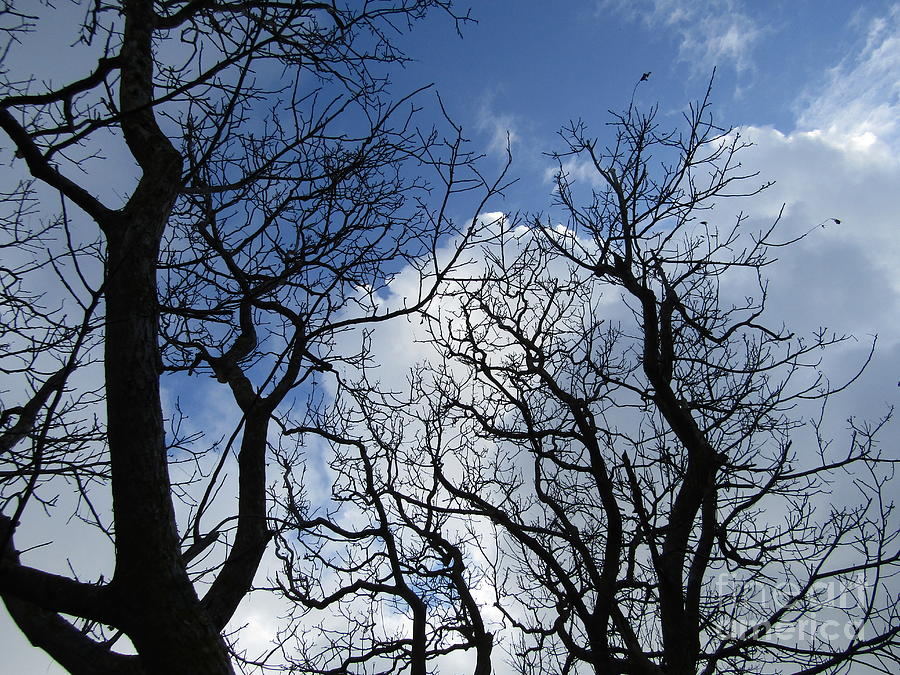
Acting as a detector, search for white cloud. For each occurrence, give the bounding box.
[738,126,899,289]
[736,125,900,430]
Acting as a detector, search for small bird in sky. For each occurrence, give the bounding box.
[640,71,651,81]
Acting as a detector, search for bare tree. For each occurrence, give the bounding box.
[0,1,499,673]
[414,86,899,674]
[2,2,896,673]
[269,372,497,675]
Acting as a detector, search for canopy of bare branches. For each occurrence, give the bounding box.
[0,2,896,675]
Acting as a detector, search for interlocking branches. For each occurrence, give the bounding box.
[412,88,898,674]
[0,2,490,673]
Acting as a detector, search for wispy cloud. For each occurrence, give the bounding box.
[475,97,520,159]
[797,4,900,151]
[600,0,763,73]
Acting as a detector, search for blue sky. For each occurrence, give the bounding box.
[2,1,899,672]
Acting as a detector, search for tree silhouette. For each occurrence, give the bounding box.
[403,87,899,674]
[0,2,500,673]
[1,3,896,674]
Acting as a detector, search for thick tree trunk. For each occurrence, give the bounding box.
[104,219,235,674]
[99,3,237,670]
